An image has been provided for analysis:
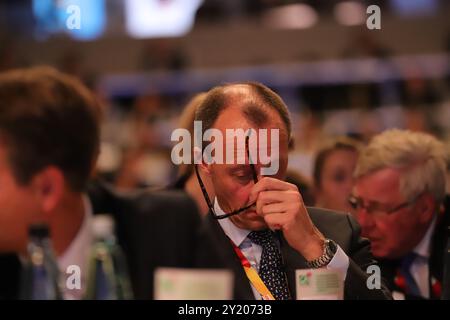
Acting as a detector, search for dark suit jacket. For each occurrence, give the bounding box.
[378,196,450,299]
[195,207,392,300]
[0,181,201,300]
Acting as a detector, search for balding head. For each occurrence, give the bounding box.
[195,82,292,143]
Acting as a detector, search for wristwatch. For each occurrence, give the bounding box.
[306,239,338,269]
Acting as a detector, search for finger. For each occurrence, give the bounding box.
[256,190,303,216]
[263,212,290,231]
[256,190,292,215]
[260,202,286,216]
[257,190,301,206]
[256,191,280,214]
[250,177,297,202]
[258,200,302,225]
[260,192,301,216]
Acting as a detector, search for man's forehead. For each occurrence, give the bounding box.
[360,168,401,185]
[213,110,250,131]
[223,137,280,150]
[212,107,288,138]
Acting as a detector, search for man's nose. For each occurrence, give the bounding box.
[344,178,354,194]
[356,208,375,234]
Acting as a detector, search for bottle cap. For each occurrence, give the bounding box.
[92,214,115,239]
[28,223,50,239]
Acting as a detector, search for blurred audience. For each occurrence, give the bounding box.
[140,39,187,71]
[352,129,449,299]
[288,110,324,180]
[115,94,173,189]
[285,169,315,206]
[172,92,214,216]
[313,136,363,213]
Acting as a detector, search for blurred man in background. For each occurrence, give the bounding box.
[0,67,199,299]
[352,129,449,299]
[0,66,101,299]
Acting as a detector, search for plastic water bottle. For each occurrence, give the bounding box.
[20,224,62,300]
[84,214,133,299]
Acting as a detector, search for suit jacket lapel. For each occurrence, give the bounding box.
[0,254,21,299]
[203,214,254,299]
[430,209,449,282]
[428,208,450,298]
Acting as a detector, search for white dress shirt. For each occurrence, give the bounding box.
[214,198,349,299]
[57,194,93,300]
[410,215,437,299]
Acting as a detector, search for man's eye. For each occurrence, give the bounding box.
[332,171,347,183]
[234,173,251,181]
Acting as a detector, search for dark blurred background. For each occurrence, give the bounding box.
[1,0,449,191]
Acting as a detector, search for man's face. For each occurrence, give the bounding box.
[204,105,289,230]
[354,168,432,259]
[0,142,41,253]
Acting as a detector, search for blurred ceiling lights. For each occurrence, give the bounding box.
[334,1,366,26]
[32,0,106,41]
[262,4,318,29]
[125,0,203,38]
[390,0,438,17]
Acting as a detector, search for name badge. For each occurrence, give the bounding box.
[295,269,344,300]
[154,268,233,300]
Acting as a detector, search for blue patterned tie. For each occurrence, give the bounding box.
[247,230,290,300]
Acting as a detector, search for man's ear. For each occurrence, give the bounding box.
[30,166,65,214]
[418,193,436,223]
[193,146,212,176]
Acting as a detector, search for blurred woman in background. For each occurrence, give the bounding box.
[313,136,363,214]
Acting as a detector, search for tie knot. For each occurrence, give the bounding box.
[247,230,274,246]
[401,252,419,269]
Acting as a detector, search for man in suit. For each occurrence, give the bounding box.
[352,129,449,299]
[192,82,391,300]
[0,67,200,299]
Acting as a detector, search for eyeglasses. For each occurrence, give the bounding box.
[348,192,424,217]
[195,135,258,220]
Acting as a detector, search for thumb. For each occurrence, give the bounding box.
[249,185,259,203]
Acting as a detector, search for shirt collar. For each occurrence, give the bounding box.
[413,214,437,259]
[57,194,93,276]
[215,198,250,247]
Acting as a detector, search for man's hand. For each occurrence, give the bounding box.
[249,177,325,261]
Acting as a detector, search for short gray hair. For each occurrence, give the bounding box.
[354,129,448,203]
